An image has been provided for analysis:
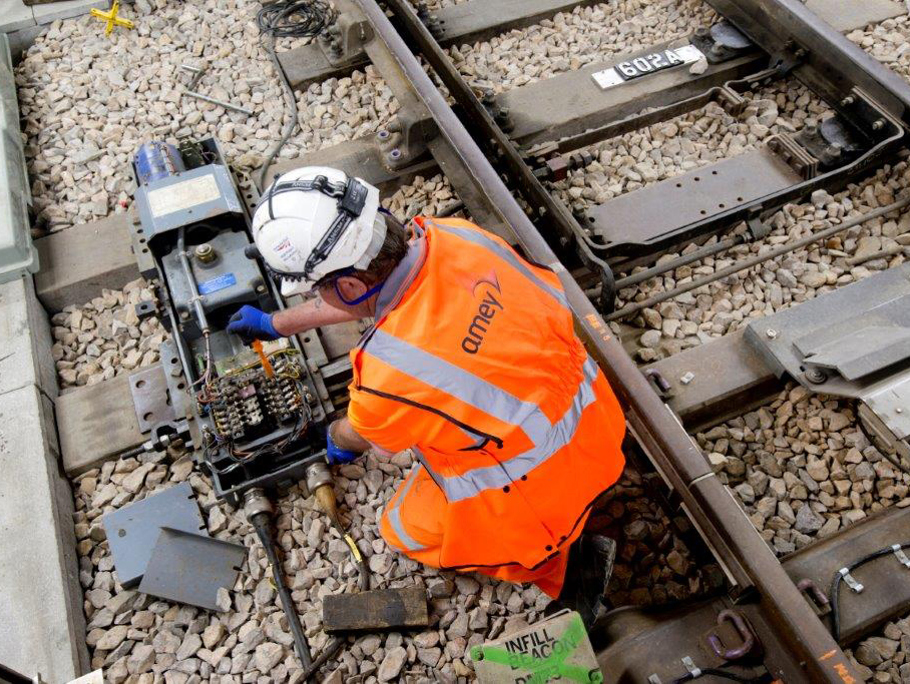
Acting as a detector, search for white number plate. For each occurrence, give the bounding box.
[592,45,706,90]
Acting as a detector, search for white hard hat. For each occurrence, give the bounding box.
[252,166,386,297]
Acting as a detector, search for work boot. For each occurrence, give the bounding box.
[548,534,616,629]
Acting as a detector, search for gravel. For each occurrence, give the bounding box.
[50,278,167,389]
[696,385,910,557]
[74,449,557,682]
[846,616,910,683]
[448,0,716,94]
[15,0,400,231]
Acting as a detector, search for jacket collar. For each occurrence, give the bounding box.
[373,224,427,321]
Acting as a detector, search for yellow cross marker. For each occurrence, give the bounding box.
[90,1,135,36]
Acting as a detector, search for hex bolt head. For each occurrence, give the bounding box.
[766,328,778,339]
[804,368,827,384]
[872,119,886,131]
[841,95,855,107]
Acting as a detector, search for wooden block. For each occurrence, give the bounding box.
[322,586,429,633]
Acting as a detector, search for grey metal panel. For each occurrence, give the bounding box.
[138,527,246,612]
[0,33,36,284]
[745,263,910,398]
[102,482,208,588]
[134,164,243,239]
[588,148,801,250]
[129,365,177,433]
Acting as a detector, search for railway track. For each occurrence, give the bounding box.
[12,0,910,681]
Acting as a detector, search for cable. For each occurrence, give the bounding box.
[251,511,314,669]
[830,542,910,641]
[256,1,337,189]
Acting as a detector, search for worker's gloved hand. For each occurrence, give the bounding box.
[227,305,280,342]
[326,426,360,465]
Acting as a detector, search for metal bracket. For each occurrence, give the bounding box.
[376,113,438,169]
[797,578,831,617]
[129,365,178,434]
[706,609,759,661]
[840,567,864,593]
[319,13,374,65]
[745,264,910,472]
[692,21,755,64]
[681,656,702,678]
[893,545,910,569]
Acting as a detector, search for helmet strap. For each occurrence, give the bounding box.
[334,277,385,307]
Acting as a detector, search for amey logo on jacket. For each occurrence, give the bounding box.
[460,270,504,354]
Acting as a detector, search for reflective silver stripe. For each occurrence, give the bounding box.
[387,465,425,552]
[430,221,569,309]
[368,329,552,444]
[417,357,600,503]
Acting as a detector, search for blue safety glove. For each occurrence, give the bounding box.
[227,305,280,342]
[326,425,360,465]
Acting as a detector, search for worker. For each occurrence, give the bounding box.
[229,167,627,626]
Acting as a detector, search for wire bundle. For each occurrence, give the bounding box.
[256,0,336,39]
[256,1,337,188]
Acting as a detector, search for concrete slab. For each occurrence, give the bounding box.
[806,0,904,32]
[0,0,36,33]
[0,276,57,398]
[31,0,108,24]
[0,384,88,681]
[35,211,139,312]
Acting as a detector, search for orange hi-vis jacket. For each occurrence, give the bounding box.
[347,217,626,588]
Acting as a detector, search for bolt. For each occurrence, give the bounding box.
[794,47,808,59]
[766,328,778,339]
[256,285,266,294]
[194,243,216,263]
[841,95,855,107]
[680,372,696,385]
[872,119,886,131]
[180,311,190,320]
[897,407,904,414]
[804,368,827,384]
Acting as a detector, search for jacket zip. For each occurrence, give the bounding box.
[355,385,504,449]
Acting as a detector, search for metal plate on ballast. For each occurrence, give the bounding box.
[592,45,705,90]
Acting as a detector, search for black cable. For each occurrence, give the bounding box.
[251,512,314,669]
[830,542,910,641]
[256,1,337,189]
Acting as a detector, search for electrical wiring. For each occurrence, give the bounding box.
[256,1,337,189]
[829,541,910,641]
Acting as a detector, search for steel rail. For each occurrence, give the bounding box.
[705,0,910,127]
[353,0,857,680]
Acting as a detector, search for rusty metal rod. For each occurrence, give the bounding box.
[357,0,858,679]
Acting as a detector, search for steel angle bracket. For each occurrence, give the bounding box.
[745,264,910,470]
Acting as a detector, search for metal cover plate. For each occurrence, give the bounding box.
[586,148,801,250]
[138,527,245,612]
[102,482,208,588]
[592,45,704,90]
[472,610,601,683]
[744,264,910,397]
[129,365,176,433]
